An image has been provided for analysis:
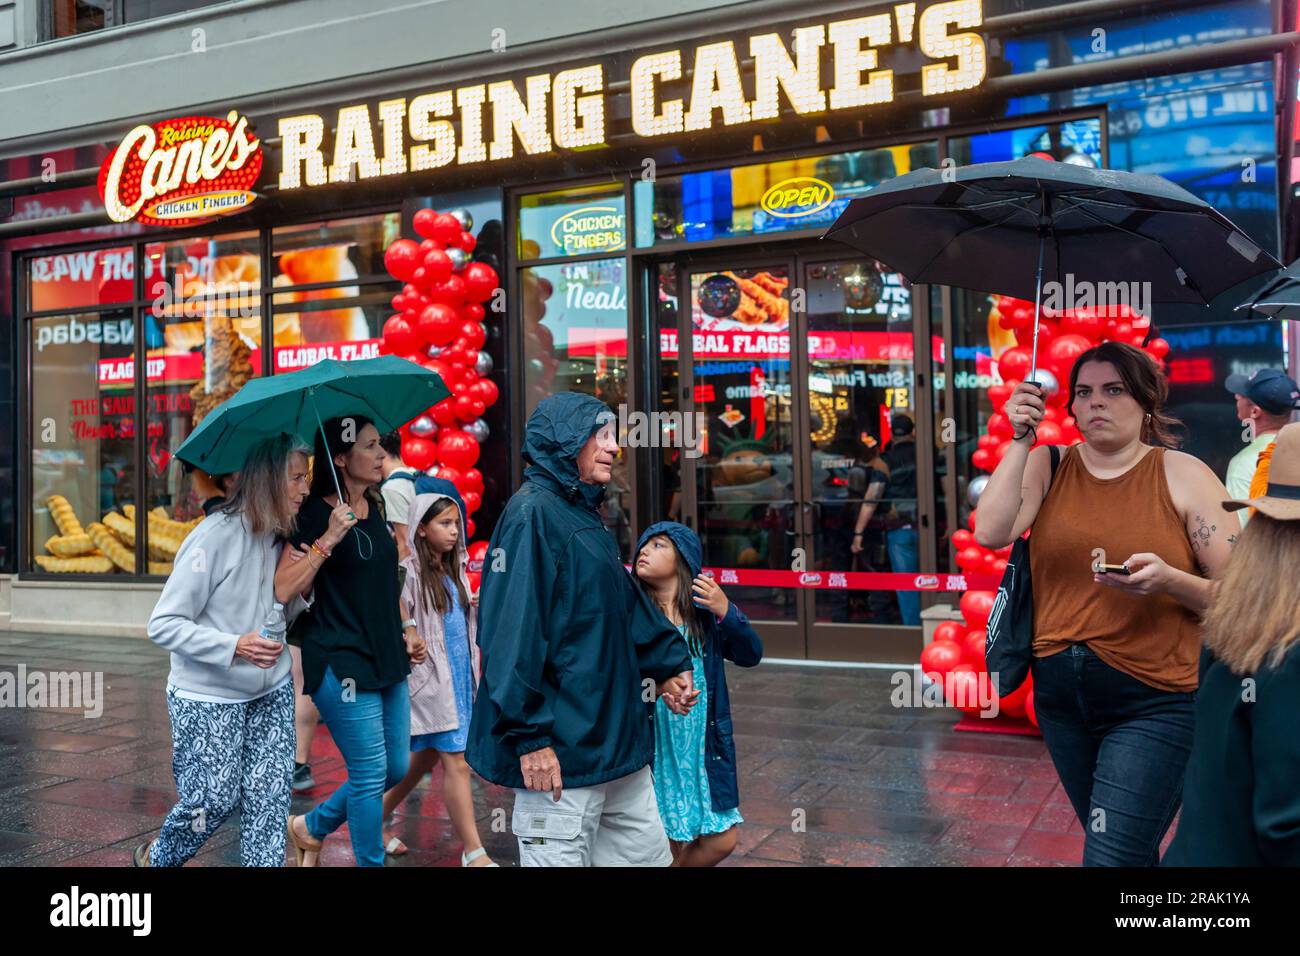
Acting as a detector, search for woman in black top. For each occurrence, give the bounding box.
[276,415,426,867]
[1162,423,1300,867]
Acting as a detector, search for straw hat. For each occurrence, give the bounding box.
[1224,422,1300,520]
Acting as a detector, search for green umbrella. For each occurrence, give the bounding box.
[175,355,450,486]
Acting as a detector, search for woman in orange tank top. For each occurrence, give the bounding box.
[975,342,1238,866]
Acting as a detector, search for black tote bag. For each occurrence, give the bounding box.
[983,444,1061,697]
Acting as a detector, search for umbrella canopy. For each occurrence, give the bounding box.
[1235,258,1300,319]
[175,355,449,476]
[823,156,1279,304]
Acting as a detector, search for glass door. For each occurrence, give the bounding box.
[798,255,929,661]
[648,251,931,662]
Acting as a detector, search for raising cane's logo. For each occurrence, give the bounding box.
[97,111,262,227]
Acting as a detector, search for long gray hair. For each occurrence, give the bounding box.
[216,433,311,537]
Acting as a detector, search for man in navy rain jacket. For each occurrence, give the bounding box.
[467,392,697,866]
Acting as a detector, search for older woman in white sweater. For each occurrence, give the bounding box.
[136,433,342,867]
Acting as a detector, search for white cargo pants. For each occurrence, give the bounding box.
[512,765,672,867]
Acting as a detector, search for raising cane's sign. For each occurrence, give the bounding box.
[97,111,262,228]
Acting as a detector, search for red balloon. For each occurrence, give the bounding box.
[987,411,1013,440]
[1147,337,1170,359]
[402,437,437,471]
[956,546,984,573]
[1062,308,1103,339]
[463,262,500,303]
[464,303,486,323]
[384,239,422,282]
[1014,318,1057,349]
[423,249,453,283]
[962,628,988,670]
[438,429,481,471]
[467,540,489,564]
[475,377,499,406]
[462,491,482,515]
[996,346,1032,382]
[466,518,476,539]
[462,467,485,495]
[434,465,463,486]
[1047,333,1092,368]
[933,620,967,644]
[456,231,478,252]
[418,303,459,346]
[951,529,975,550]
[430,398,458,426]
[460,321,487,351]
[1034,420,1064,445]
[988,382,1014,411]
[1025,690,1038,727]
[998,677,1032,718]
[430,213,463,244]
[454,394,485,421]
[920,640,964,683]
[945,664,985,714]
[959,590,996,627]
[413,209,442,241]
[992,558,1008,576]
[972,448,994,473]
[382,315,419,355]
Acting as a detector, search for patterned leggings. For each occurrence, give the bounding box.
[151,682,296,867]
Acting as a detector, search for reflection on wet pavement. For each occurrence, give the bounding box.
[0,631,1126,867]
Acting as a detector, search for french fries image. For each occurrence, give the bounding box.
[148,561,174,576]
[86,522,134,573]
[35,554,115,574]
[103,511,136,547]
[145,512,187,560]
[44,533,96,557]
[46,495,85,537]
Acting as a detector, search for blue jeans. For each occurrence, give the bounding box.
[1030,643,1196,866]
[305,666,411,867]
[886,527,920,625]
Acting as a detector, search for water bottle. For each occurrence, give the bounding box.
[259,602,287,644]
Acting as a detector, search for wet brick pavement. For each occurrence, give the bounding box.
[0,630,1123,867]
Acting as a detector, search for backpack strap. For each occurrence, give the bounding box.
[380,471,416,488]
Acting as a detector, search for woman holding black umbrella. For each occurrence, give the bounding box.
[975,341,1238,866]
[277,415,427,867]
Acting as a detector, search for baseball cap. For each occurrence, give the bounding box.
[1224,368,1300,416]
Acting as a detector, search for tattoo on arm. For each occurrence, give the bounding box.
[1227,533,1238,548]
[1189,513,1215,553]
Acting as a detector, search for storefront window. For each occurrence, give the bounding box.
[142,232,263,554]
[521,256,631,555]
[273,212,402,284]
[27,245,134,313]
[947,117,1102,167]
[517,183,626,260]
[633,143,939,247]
[30,310,139,574]
[270,288,395,369]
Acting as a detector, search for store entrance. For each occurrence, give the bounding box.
[649,249,937,662]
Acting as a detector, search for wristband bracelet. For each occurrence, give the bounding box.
[401,618,417,630]
[310,541,331,559]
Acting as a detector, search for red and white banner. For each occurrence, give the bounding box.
[97,338,384,386]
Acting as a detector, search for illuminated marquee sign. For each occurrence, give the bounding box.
[98,111,262,227]
[278,0,986,190]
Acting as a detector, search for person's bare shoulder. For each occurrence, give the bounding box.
[1161,448,1221,487]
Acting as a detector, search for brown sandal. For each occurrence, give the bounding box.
[287,815,323,867]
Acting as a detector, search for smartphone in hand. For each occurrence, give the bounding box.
[1098,563,1130,575]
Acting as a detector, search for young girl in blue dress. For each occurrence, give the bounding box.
[381,492,496,866]
[633,521,763,866]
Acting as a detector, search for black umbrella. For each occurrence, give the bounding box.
[824,156,1281,377]
[1235,258,1300,319]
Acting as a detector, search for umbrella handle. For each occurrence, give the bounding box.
[1028,222,1047,384]
[310,391,374,560]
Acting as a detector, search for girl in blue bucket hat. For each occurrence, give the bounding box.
[633,520,763,866]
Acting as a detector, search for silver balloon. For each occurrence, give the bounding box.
[426,344,444,358]
[446,247,469,272]
[967,474,989,508]
[409,415,436,438]
[475,350,494,376]
[464,418,490,443]
[1026,367,1059,399]
[448,208,473,232]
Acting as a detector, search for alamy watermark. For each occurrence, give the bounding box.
[1040,273,1151,319]
[613,404,706,459]
[0,665,104,718]
[891,667,1001,719]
